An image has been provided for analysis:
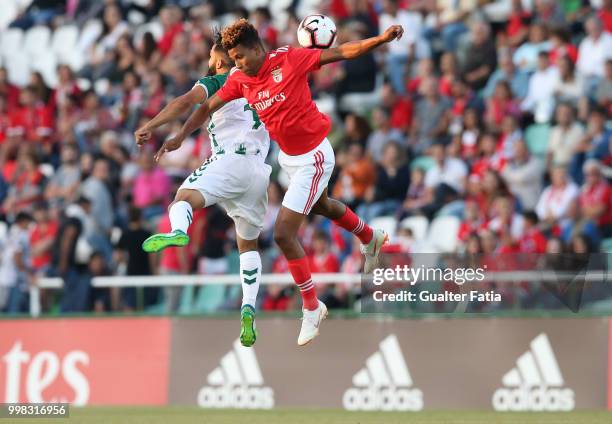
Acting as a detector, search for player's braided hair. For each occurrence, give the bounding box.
[221,18,261,50]
[212,28,228,54]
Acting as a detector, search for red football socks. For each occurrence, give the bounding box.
[333,207,373,244]
[287,256,319,311]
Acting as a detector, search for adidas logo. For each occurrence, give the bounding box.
[197,339,274,409]
[492,333,574,411]
[343,334,423,411]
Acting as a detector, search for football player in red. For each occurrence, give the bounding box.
[163,19,403,345]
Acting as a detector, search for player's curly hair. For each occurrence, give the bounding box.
[221,19,261,50]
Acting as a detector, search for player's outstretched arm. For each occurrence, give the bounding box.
[134,87,205,147]
[319,25,404,65]
[154,94,227,162]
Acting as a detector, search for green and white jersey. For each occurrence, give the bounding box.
[195,73,269,157]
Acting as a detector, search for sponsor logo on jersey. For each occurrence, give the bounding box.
[343,335,423,411]
[197,339,274,409]
[492,333,575,411]
[271,68,282,83]
[252,92,286,112]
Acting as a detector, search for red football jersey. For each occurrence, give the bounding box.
[216,46,331,155]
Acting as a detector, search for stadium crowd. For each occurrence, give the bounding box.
[0,0,610,314]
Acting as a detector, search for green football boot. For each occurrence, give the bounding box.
[240,304,257,347]
[142,230,189,253]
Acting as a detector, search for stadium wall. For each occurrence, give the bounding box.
[0,317,608,411]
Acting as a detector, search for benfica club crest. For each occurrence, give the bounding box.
[271,68,282,83]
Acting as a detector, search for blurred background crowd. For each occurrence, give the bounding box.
[0,0,610,315]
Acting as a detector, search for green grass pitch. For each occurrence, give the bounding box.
[14,407,612,424]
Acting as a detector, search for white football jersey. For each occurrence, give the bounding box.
[195,73,270,157]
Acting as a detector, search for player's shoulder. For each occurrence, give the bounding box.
[229,66,242,76]
[196,73,227,85]
[194,73,229,97]
[268,45,292,60]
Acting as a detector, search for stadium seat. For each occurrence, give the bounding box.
[76,19,102,55]
[193,285,229,313]
[601,238,612,253]
[127,10,146,26]
[296,0,320,17]
[16,0,34,7]
[426,215,461,253]
[76,78,92,91]
[399,216,429,241]
[369,215,398,242]
[23,25,51,58]
[525,124,551,159]
[0,1,19,30]
[240,0,269,11]
[0,27,24,60]
[133,21,163,45]
[338,74,385,115]
[0,221,7,243]
[411,155,436,172]
[51,25,79,63]
[94,78,110,96]
[32,50,58,87]
[110,227,122,245]
[5,52,30,86]
[38,163,54,178]
[270,0,292,30]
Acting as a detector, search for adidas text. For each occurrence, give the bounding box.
[198,339,274,409]
[492,333,575,411]
[343,335,424,411]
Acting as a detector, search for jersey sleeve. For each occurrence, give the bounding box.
[215,69,244,103]
[194,74,226,99]
[288,47,323,74]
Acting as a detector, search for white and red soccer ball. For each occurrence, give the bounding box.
[297,14,337,49]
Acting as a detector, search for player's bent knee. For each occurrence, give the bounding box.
[236,236,258,254]
[234,216,261,242]
[175,189,205,209]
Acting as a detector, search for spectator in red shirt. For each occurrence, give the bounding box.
[251,7,278,49]
[141,71,167,119]
[55,65,81,110]
[485,81,521,132]
[407,58,435,95]
[458,200,485,242]
[0,67,20,109]
[29,71,55,111]
[579,159,612,233]
[308,230,341,274]
[549,27,578,65]
[518,211,548,253]
[308,230,346,309]
[504,0,531,47]
[157,5,184,57]
[3,149,45,216]
[439,52,458,97]
[471,133,507,177]
[30,205,59,274]
[454,108,481,160]
[0,95,9,145]
[9,86,54,144]
[599,0,612,33]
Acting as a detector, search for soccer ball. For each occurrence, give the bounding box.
[297,14,337,49]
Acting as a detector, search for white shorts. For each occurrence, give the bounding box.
[278,138,335,215]
[179,152,272,239]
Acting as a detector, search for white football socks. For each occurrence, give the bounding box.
[240,250,261,309]
[169,201,193,234]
